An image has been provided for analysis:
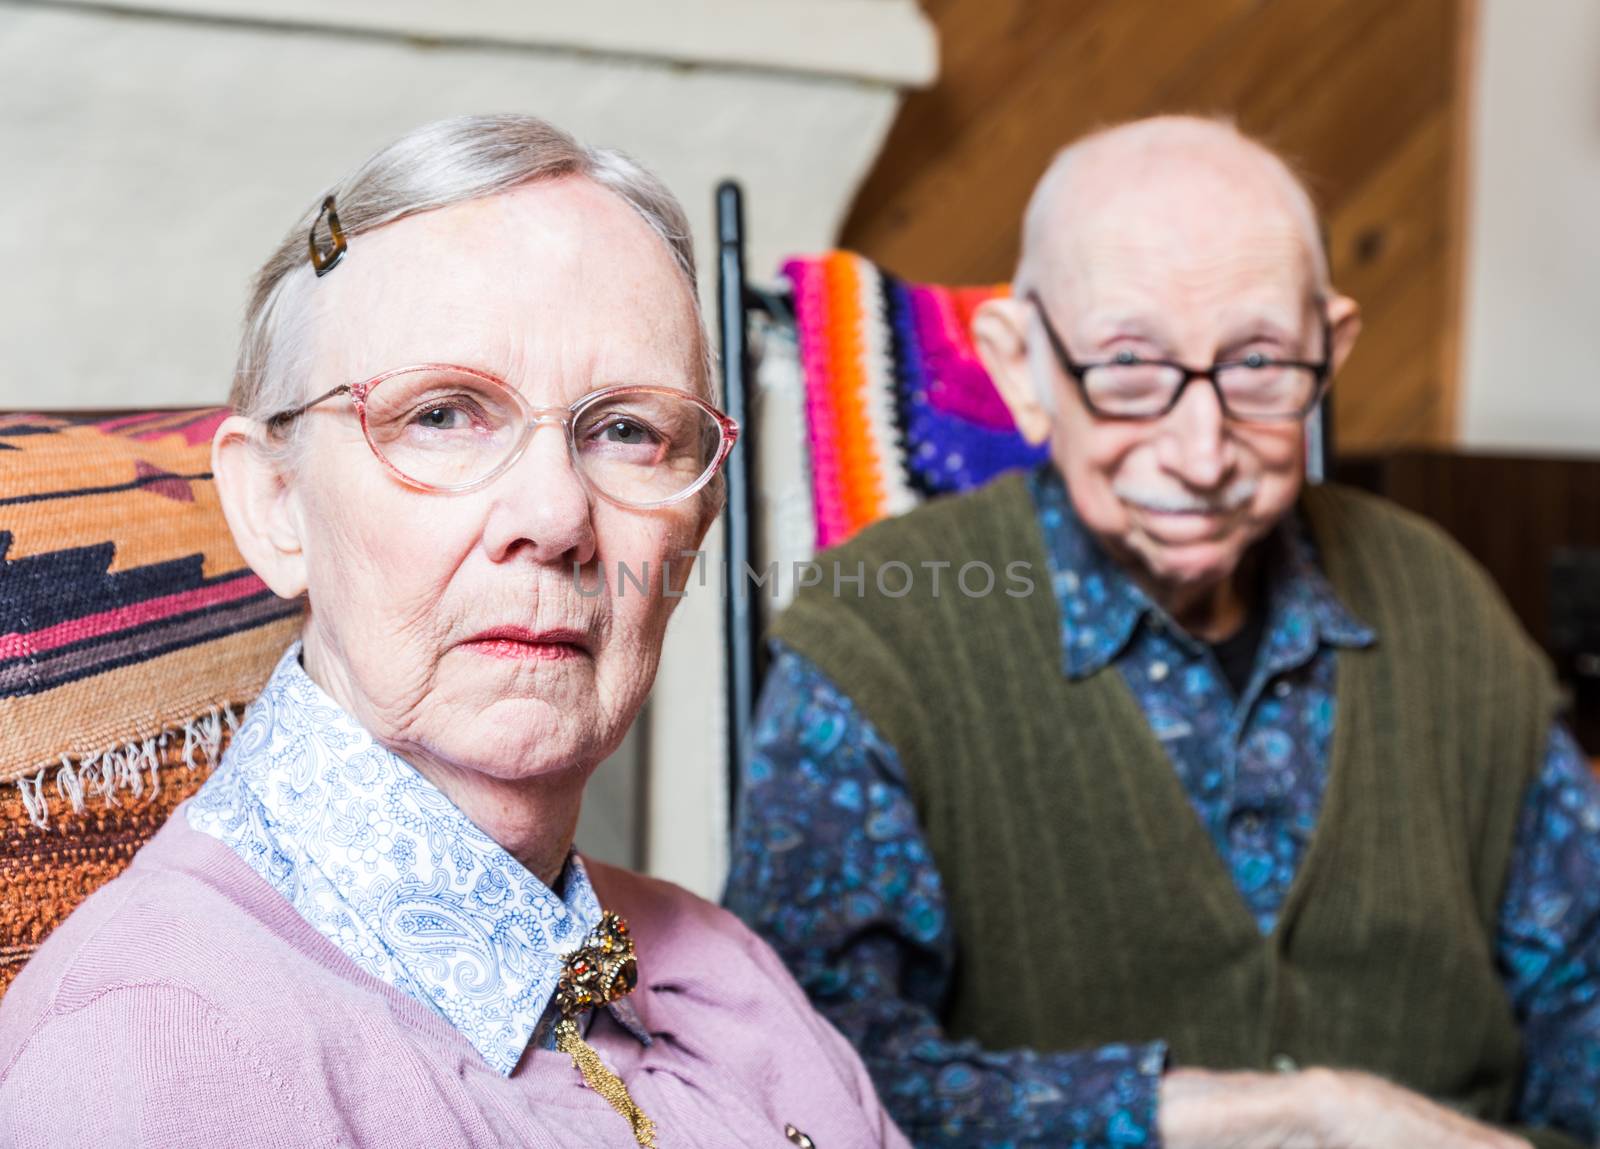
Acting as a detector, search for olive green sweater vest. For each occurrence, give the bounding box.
[772,473,1572,1144]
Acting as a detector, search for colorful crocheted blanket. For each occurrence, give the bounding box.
[783,252,1046,549]
[1,409,301,994]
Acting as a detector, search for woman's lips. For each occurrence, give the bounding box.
[459,627,591,661]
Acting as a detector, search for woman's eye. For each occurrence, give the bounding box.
[412,403,471,431]
[596,418,658,445]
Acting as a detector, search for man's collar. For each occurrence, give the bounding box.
[1028,466,1149,677]
[1026,465,1374,680]
[1270,509,1375,651]
[189,643,644,1076]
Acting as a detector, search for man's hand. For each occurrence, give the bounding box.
[1159,1068,1321,1149]
[1295,1069,1530,1149]
[1158,1067,1532,1149]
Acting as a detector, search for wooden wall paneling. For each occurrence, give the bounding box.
[840,0,1470,452]
[1324,106,1455,445]
[1337,450,1600,754]
[1436,0,1479,449]
[1341,451,1600,654]
[843,0,1265,280]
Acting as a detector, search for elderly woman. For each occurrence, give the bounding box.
[0,116,906,1149]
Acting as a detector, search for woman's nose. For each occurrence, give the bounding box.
[480,423,598,567]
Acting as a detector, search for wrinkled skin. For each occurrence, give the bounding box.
[975,119,1361,640]
[214,178,715,883]
[1160,1068,1530,1149]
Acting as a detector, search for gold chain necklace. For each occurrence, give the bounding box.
[554,912,658,1148]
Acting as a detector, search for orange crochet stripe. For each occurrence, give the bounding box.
[821,254,886,537]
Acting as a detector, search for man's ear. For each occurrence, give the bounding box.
[1325,292,1362,379]
[212,415,308,600]
[972,295,1052,446]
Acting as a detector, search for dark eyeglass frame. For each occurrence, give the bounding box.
[1025,290,1332,423]
[265,363,740,508]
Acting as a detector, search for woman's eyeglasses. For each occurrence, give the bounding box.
[267,365,739,510]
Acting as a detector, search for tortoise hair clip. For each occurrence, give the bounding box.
[308,195,347,277]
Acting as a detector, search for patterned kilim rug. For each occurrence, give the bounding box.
[782,252,1047,549]
[0,409,302,995]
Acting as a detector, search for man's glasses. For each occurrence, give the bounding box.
[1027,292,1331,422]
[268,364,739,509]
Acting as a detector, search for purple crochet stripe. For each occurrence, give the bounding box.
[884,277,1046,496]
[906,284,1018,430]
[783,253,1046,546]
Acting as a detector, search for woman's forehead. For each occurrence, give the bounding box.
[309,180,701,391]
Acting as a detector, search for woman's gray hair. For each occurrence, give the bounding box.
[233,114,710,427]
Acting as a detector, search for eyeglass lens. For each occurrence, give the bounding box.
[360,368,724,502]
[1082,360,1319,419]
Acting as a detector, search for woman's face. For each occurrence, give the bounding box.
[280,178,712,784]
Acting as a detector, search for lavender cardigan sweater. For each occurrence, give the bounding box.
[0,813,908,1148]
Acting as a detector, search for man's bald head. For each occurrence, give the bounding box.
[1015,115,1328,298]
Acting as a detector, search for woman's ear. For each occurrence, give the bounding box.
[972,295,1053,446]
[212,415,308,599]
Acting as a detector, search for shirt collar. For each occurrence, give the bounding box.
[188,643,639,1075]
[1262,505,1376,665]
[1026,465,1374,680]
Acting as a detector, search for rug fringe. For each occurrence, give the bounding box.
[12,703,243,830]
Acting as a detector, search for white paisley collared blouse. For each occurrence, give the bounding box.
[189,642,608,1076]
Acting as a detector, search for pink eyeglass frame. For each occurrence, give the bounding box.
[267,362,741,510]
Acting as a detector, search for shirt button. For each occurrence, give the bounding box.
[1273,681,1292,699]
[785,1125,816,1148]
[1235,811,1264,835]
[1270,1053,1299,1074]
[1149,660,1170,683]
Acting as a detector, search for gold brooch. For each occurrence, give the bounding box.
[554,912,656,1147]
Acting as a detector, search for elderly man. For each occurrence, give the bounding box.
[725,116,1600,1148]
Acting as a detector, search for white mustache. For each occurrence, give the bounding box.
[1114,478,1259,515]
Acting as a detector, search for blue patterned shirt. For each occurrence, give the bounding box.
[725,466,1600,1147]
[190,643,646,1076]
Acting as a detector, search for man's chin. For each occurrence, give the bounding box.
[1134,537,1244,598]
